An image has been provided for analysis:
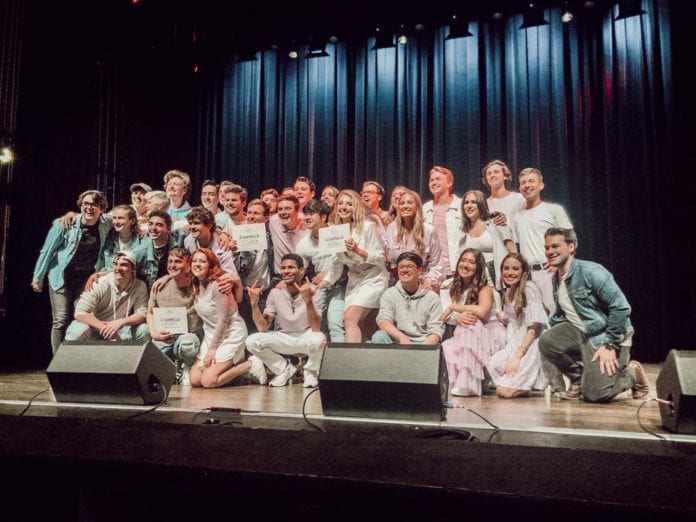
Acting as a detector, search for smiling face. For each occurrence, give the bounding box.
[112,257,134,287]
[80,195,103,225]
[391,188,406,209]
[223,191,245,217]
[462,193,481,222]
[111,208,134,235]
[304,211,325,232]
[277,199,299,228]
[428,170,452,199]
[397,258,422,286]
[398,193,417,219]
[502,256,524,289]
[246,203,268,224]
[167,253,191,279]
[485,164,507,191]
[545,234,575,269]
[147,215,169,243]
[361,183,382,210]
[336,194,354,223]
[165,177,186,199]
[293,181,314,207]
[262,193,278,213]
[191,252,210,280]
[457,251,478,280]
[321,188,337,209]
[279,258,303,285]
[200,185,218,212]
[519,172,544,203]
[131,190,147,212]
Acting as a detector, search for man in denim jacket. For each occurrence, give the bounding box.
[538,228,649,402]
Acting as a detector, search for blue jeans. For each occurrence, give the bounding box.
[64,321,151,343]
[48,277,89,354]
[152,331,201,366]
[326,284,346,343]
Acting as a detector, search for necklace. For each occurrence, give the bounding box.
[286,290,299,314]
[154,243,167,261]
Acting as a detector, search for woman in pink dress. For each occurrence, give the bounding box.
[440,249,506,396]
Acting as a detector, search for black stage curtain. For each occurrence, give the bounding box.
[193,1,682,361]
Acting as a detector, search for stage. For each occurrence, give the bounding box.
[1,364,695,521]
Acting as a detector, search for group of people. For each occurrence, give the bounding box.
[31,163,650,403]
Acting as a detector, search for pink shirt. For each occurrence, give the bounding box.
[432,201,452,276]
[267,214,310,274]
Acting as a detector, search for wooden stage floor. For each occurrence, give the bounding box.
[2,363,696,520]
[0,363,693,448]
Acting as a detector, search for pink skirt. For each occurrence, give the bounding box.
[441,320,492,396]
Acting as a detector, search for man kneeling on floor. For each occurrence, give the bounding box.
[246,253,326,387]
[371,252,444,345]
[538,228,649,402]
[65,251,149,342]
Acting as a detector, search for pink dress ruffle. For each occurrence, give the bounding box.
[442,320,493,396]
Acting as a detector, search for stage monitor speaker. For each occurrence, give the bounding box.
[656,349,696,434]
[318,343,448,422]
[46,340,176,405]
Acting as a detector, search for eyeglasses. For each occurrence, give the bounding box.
[81,201,100,209]
[361,190,380,196]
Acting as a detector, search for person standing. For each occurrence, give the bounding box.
[32,190,112,353]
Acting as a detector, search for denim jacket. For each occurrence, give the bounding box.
[550,258,633,348]
[132,232,184,290]
[33,214,112,291]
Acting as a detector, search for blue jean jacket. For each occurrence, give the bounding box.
[550,258,633,348]
[132,232,185,289]
[33,214,112,291]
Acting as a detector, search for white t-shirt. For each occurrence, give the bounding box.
[514,202,573,264]
[487,192,526,228]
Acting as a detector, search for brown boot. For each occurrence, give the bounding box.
[629,360,650,399]
[559,382,582,400]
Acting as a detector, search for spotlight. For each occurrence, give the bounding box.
[396,24,408,45]
[372,27,395,50]
[445,15,473,39]
[492,11,504,20]
[306,39,330,58]
[520,3,549,29]
[288,41,299,59]
[0,147,13,165]
[328,35,339,43]
[561,2,574,23]
[614,0,646,21]
[584,0,595,6]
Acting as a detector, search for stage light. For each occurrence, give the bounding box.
[561,1,574,22]
[306,40,330,58]
[445,15,473,39]
[0,148,14,165]
[614,0,646,21]
[288,41,299,59]
[372,27,395,50]
[396,24,408,45]
[492,11,504,20]
[520,3,549,29]
[328,35,339,43]
[584,0,595,6]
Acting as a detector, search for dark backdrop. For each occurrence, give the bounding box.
[2,0,694,366]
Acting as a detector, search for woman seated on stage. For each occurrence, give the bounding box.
[487,253,548,398]
[459,190,516,289]
[321,190,389,343]
[441,249,506,397]
[383,189,444,290]
[189,248,252,388]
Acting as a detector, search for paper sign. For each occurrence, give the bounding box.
[233,223,268,251]
[319,223,350,254]
[153,307,188,335]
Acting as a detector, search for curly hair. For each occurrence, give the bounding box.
[191,248,225,289]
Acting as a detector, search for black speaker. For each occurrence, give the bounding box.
[46,340,176,405]
[318,343,448,422]
[656,349,696,434]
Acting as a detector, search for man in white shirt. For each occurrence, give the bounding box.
[482,159,526,227]
[246,254,326,388]
[513,167,573,315]
[422,166,462,282]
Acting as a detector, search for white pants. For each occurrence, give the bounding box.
[245,330,326,377]
[531,269,555,316]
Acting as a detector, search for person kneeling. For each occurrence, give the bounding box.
[65,251,150,342]
[371,252,444,345]
[246,254,326,388]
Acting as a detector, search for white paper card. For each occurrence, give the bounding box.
[233,223,268,251]
[319,223,350,254]
[153,307,188,335]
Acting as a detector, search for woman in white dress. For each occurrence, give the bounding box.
[188,248,251,388]
[459,190,516,289]
[322,190,389,342]
[487,253,548,398]
[440,249,507,396]
[383,189,444,290]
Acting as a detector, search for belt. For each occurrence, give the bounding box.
[530,263,545,271]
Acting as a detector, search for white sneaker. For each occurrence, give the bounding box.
[269,362,296,387]
[181,366,191,386]
[302,372,318,388]
[247,355,268,385]
[450,387,476,397]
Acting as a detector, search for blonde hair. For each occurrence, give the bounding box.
[332,189,368,233]
[395,189,426,257]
